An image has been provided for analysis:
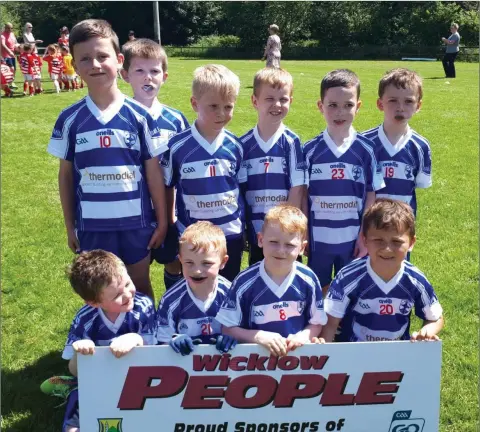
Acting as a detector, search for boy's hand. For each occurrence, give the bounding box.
[148,226,167,250]
[214,335,237,353]
[110,334,143,358]
[286,332,310,352]
[66,228,80,253]
[254,331,288,357]
[411,328,440,342]
[311,337,326,344]
[354,236,368,258]
[72,339,95,355]
[169,334,200,356]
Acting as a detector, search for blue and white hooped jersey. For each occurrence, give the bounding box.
[324,257,443,342]
[216,261,327,337]
[149,99,189,142]
[161,121,245,239]
[304,128,385,254]
[362,124,432,215]
[62,293,155,360]
[47,94,166,232]
[240,124,307,245]
[155,276,232,344]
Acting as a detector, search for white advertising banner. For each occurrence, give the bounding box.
[78,341,442,432]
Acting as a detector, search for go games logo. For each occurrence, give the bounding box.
[388,411,425,432]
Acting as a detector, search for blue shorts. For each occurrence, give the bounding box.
[219,236,244,282]
[63,389,79,431]
[150,224,179,265]
[77,227,154,265]
[4,57,15,73]
[308,249,354,287]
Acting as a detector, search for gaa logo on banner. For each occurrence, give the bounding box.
[388,410,425,432]
[98,418,123,432]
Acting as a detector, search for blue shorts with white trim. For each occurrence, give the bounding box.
[308,248,354,287]
[150,224,180,265]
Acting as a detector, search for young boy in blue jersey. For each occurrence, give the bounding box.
[321,198,444,343]
[156,221,237,355]
[217,205,327,357]
[162,64,245,282]
[121,38,190,290]
[303,69,385,296]
[61,250,156,432]
[240,67,307,265]
[47,20,168,302]
[363,68,431,217]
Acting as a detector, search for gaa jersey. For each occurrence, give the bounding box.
[43,54,63,75]
[19,52,34,75]
[216,261,327,336]
[304,128,385,255]
[155,276,231,344]
[362,125,432,215]
[1,62,14,84]
[239,124,307,245]
[162,121,245,239]
[325,257,443,342]
[148,99,189,137]
[62,293,155,360]
[47,94,166,232]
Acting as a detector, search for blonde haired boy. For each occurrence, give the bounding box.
[161,64,246,282]
[156,221,237,355]
[240,67,307,266]
[217,204,327,357]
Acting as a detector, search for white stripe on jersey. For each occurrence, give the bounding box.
[80,199,141,219]
[380,160,417,181]
[245,156,288,176]
[312,226,359,245]
[310,162,366,184]
[182,189,239,220]
[251,301,305,325]
[78,165,142,194]
[245,189,288,213]
[74,129,142,153]
[353,321,408,342]
[180,158,237,180]
[310,195,362,221]
[376,193,412,205]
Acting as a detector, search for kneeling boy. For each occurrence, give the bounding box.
[216,204,327,356]
[321,198,444,343]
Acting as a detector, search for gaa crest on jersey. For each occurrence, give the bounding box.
[229,161,237,176]
[297,301,306,314]
[282,157,288,174]
[124,131,137,148]
[399,300,413,315]
[404,165,413,179]
[179,322,189,331]
[160,155,169,167]
[352,166,363,181]
[98,418,123,432]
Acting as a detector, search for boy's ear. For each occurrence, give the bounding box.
[376,98,384,111]
[163,71,169,83]
[416,100,422,113]
[356,99,362,112]
[220,254,229,270]
[408,235,417,252]
[317,99,324,113]
[116,53,124,68]
[120,68,129,82]
[257,232,264,248]
[191,96,198,112]
[251,94,258,109]
[299,239,307,255]
[86,300,99,308]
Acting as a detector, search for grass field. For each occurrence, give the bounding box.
[1,59,478,431]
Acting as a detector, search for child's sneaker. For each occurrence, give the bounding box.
[40,375,78,400]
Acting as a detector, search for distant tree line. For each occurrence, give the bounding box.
[1,1,478,49]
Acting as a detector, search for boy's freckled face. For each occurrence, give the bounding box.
[258,223,306,274]
[252,84,292,126]
[179,244,228,291]
[122,57,168,103]
[73,37,123,90]
[191,92,236,135]
[363,227,415,274]
[94,268,136,314]
[377,85,421,125]
[318,86,361,131]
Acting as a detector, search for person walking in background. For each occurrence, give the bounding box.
[262,24,282,68]
[441,23,460,78]
[22,22,43,52]
[1,23,18,88]
[58,26,69,47]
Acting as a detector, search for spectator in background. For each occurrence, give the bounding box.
[23,22,43,52]
[261,24,282,68]
[441,23,461,78]
[128,30,136,41]
[1,23,18,88]
[58,26,69,47]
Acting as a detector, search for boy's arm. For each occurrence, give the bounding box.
[110,333,144,358]
[145,159,168,249]
[68,354,78,377]
[319,315,341,342]
[58,159,79,253]
[165,186,176,225]
[411,316,444,341]
[354,190,376,258]
[287,185,305,209]
[222,326,288,357]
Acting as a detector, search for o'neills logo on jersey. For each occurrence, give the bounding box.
[255,194,287,203]
[83,169,136,181]
[317,200,357,210]
[96,129,114,136]
[196,195,236,209]
[383,162,399,167]
[330,163,346,169]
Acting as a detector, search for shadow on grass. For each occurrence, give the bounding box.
[424,77,449,80]
[2,351,68,432]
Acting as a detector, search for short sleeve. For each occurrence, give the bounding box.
[215,280,245,328]
[138,298,156,345]
[324,272,350,319]
[288,135,307,187]
[161,146,176,187]
[62,314,90,360]
[307,272,328,325]
[412,279,443,322]
[179,114,190,131]
[366,150,385,192]
[155,298,177,343]
[142,111,169,160]
[47,113,76,161]
[415,144,432,189]
[303,140,315,187]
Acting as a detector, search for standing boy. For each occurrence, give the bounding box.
[156,221,237,355]
[240,68,306,265]
[320,198,444,343]
[162,64,245,282]
[121,38,189,289]
[47,19,167,301]
[217,205,327,356]
[303,69,385,295]
[363,68,431,219]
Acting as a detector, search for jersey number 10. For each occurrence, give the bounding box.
[99,136,112,148]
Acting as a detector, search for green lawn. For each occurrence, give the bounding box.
[1,59,478,431]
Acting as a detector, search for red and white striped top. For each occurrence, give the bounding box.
[43,54,63,75]
[1,62,14,84]
[19,52,35,75]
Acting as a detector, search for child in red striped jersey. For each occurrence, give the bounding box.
[43,44,63,93]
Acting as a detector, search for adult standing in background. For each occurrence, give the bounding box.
[262,24,282,68]
[58,26,69,47]
[1,23,18,87]
[128,30,136,42]
[441,23,460,78]
[23,22,43,52]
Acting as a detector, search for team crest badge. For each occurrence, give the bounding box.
[399,300,413,315]
[281,157,288,174]
[229,161,237,176]
[124,131,137,148]
[404,165,413,179]
[297,301,306,314]
[98,418,123,432]
[352,166,362,181]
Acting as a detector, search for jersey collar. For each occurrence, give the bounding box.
[191,121,225,156]
[186,279,218,313]
[323,127,357,158]
[366,256,405,294]
[148,98,163,120]
[379,123,412,157]
[259,259,297,298]
[253,123,285,154]
[98,308,127,334]
[86,93,125,125]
